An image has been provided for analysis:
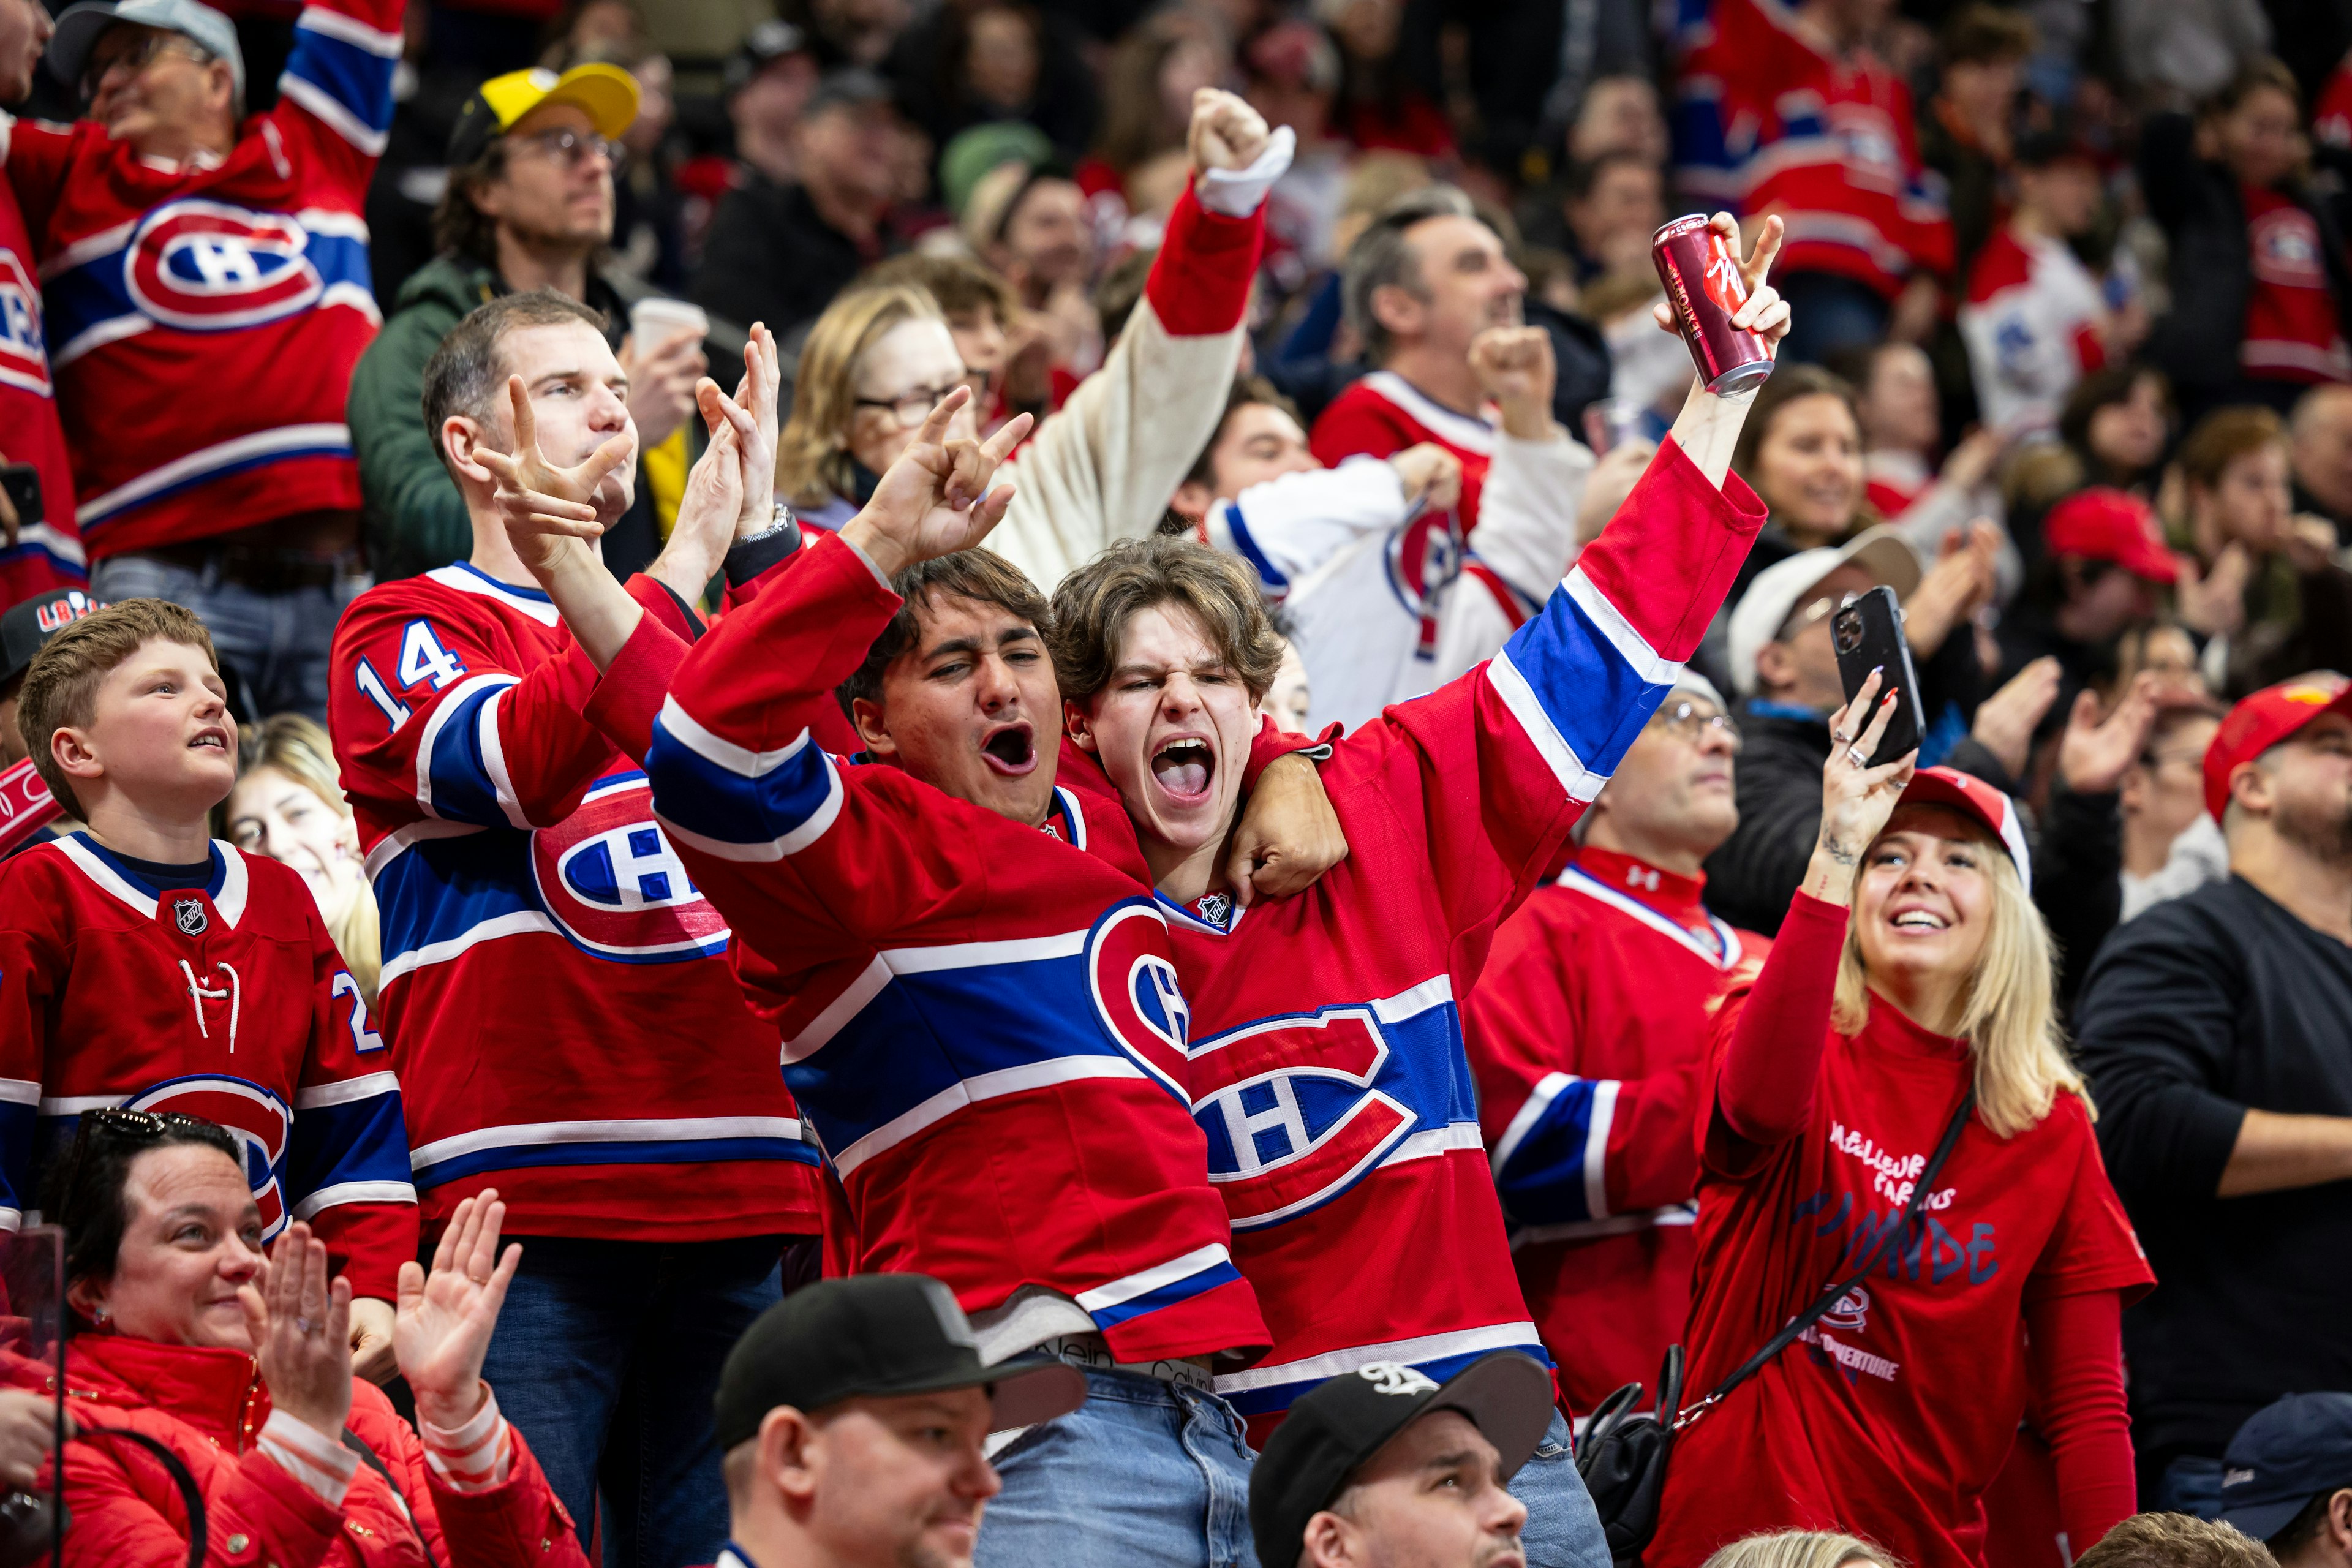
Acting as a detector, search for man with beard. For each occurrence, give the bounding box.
[2076,677,2352,1515]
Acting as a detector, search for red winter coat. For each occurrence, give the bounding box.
[7,1333,589,1568]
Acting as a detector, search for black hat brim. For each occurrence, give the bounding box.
[843,1352,1087,1434]
[2219,1498,2310,1546]
[1426,1353,1557,1480]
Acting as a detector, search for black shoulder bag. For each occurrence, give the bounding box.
[1573,1087,1976,1567]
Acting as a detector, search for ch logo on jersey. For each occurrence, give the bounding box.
[124,201,323,331]
[0,251,50,396]
[1188,1005,1414,1229]
[1828,105,1902,177]
[2252,208,2326,288]
[1822,1284,1871,1332]
[1358,1361,1441,1396]
[529,774,729,963]
[1085,900,1191,1101]
[123,1076,293,1237]
[1385,509,1464,661]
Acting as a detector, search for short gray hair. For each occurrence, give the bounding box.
[1341,186,1477,368]
[420,290,610,476]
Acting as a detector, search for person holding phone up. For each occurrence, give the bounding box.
[1645,669,2154,1568]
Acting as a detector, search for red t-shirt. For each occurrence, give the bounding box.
[2240,185,2351,383]
[1646,904,2152,1568]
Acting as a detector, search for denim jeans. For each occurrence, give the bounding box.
[2156,1455,2226,1520]
[1516,1408,1611,1568]
[1771,271,1893,369]
[978,1366,1259,1568]
[90,552,364,722]
[475,1234,786,1568]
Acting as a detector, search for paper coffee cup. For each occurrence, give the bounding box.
[629,296,709,349]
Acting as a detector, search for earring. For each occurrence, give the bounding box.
[91,1308,108,1324]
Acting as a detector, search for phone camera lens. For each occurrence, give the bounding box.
[1833,612,1863,656]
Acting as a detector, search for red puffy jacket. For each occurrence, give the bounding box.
[7,1333,590,1568]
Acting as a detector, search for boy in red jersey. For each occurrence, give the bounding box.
[1048,216,1788,1568]
[0,598,415,1376]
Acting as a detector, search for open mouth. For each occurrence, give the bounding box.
[190,727,230,754]
[1890,910,1949,931]
[980,722,1036,777]
[1150,736,1215,804]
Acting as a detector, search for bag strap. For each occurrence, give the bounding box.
[1675,1085,1976,1431]
[341,1428,443,1568]
[70,1427,206,1568]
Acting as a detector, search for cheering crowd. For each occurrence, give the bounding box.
[2,0,2352,1564]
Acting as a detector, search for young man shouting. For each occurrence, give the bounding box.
[1049,215,1789,1568]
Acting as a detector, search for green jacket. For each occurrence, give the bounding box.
[348,254,501,585]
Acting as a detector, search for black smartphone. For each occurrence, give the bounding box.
[1831,586,1924,764]
[0,465,37,531]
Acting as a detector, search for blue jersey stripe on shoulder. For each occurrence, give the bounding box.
[286,1085,413,1199]
[282,20,398,138]
[647,710,840,856]
[423,679,516,828]
[1493,579,1674,793]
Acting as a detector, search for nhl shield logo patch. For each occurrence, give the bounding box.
[173,897,208,936]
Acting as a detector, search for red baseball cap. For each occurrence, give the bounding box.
[2043,488,2179,585]
[2203,675,2352,822]
[1896,766,2032,891]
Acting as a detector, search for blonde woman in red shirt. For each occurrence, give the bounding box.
[1648,672,2152,1568]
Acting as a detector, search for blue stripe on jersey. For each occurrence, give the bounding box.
[646,704,840,858]
[1490,573,1674,797]
[1086,1256,1247,1330]
[282,20,398,137]
[786,944,1148,1164]
[285,1083,414,1204]
[413,1134,821,1189]
[1219,499,1289,592]
[1490,1074,1607,1227]
[422,678,516,827]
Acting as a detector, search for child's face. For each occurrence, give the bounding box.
[68,638,234,816]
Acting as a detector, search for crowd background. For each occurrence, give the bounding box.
[9,0,2352,1562]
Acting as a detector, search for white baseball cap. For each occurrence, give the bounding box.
[1725,527,1923,698]
[50,0,244,99]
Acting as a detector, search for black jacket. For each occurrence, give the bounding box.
[692,177,895,342]
[2139,111,2352,400]
[2074,876,2352,1466]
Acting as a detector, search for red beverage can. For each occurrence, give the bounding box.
[1652,214,1775,395]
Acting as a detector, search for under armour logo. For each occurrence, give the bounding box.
[1625,866,1660,892]
[1356,1362,1440,1397]
[173,898,208,936]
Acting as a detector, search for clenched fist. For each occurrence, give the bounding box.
[1469,326,1558,440]
[1189,87,1272,176]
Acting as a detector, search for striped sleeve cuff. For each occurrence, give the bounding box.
[420,1384,513,1493]
[259,1409,360,1506]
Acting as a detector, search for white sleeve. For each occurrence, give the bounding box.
[1206,457,1409,597]
[1430,431,1592,685]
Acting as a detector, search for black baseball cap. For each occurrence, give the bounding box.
[1,587,105,691]
[713,1274,1087,1450]
[725,18,812,96]
[2218,1393,2352,1542]
[804,67,893,119]
[1250,1354,1555,1568]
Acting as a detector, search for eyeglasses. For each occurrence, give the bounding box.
[853,379,974,429]
[1775,594,1847,644]
[509,126,627,173]
[81,31,212,102]
[1651,698,1742,752]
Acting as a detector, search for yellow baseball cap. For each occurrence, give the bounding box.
[447,63,639,165]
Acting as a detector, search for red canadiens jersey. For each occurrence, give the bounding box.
[0,178,83,597]
[2239,186,2351,383]
[1464,848,1768,1414]
[1649,898,2153,1568]
[634,535,1270,1367]
[1312,371,1498,532]
[0,0,401,561]
[1959,228,2109,433]
[327,564,822,1242]
[1676,0,1952,299]
[1140,439,1763,1437]
[0,835,416,1299]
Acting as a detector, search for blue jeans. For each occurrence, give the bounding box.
[1517,1409,1611,1568]
[476,1234,786,1568]
[90,552,364,722]
[2156,1455,2226,1520]
[979,1366,1259,1568]
[1772,271,1893,369]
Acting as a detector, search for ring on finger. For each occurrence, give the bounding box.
[1832,729,1854,745]
[294,1316,313,1335]
[1845,745,1869,769]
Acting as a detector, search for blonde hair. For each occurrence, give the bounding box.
[18,599,217,820]
[1701,1531,1906,1568]
[228,714,382,1008]
[775,285,945,510]
[1831,814,2089,1138]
